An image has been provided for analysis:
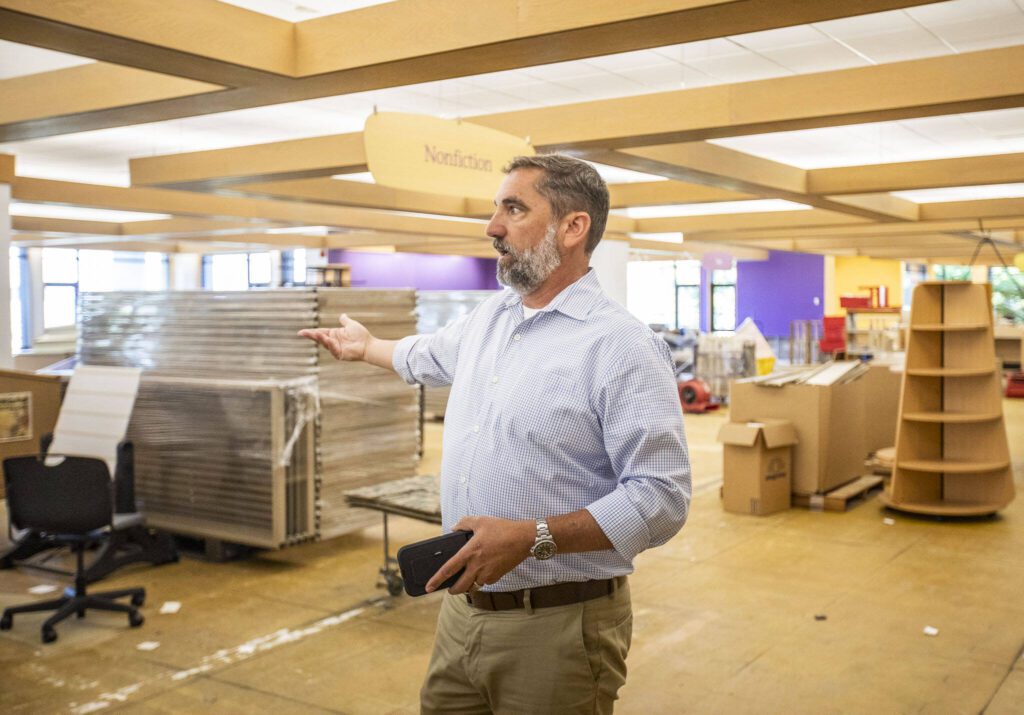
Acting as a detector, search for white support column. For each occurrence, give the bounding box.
[0,182,11,368]
[590,238,629,307]
[169,253,202,289]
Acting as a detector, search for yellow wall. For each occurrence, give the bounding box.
[826,256,903,315]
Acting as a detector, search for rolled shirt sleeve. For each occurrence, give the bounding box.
[586,334,692,562]
[391,312,471,387]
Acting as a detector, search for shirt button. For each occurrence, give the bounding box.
[491,376,499,384]
[514,334,522,341]
[459,475,467,484]
[473,425,480,433]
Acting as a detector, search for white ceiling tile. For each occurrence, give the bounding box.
[525,60,614,82]
[491,81,586,105]
[925,14,1024,52]
[584,49,682,72]
[683,53,790,83]
[754,41,868,73]
[961,107,1024,138]
[218,0,392,22]
[893,182,1024,202]
[730,25,826,51]
[0,40,94,80]
[553,73,647,98]
[613,64,692,89]
[654,38,748,64]
[836,28,952,63]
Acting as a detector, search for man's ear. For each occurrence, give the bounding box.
[561,212,591,252]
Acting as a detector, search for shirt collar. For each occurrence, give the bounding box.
[501,269,602,321]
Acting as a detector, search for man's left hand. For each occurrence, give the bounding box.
[425,516,534,595]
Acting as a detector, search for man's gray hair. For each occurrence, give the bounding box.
[503,154,610,254]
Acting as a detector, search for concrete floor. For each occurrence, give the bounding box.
[2,401,1023,714]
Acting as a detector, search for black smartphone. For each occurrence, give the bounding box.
[396,530,472,597]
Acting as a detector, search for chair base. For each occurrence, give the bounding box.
[0,587,145,644]
[0,525,178,583]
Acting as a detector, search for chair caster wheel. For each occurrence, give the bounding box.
[0,613,12,630]
[42,627,57,644]
[129,612,144,628]
[385,572,404,597]
[131,593,145,607]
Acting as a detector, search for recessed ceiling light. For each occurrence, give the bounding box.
[892,183,1024,203]
[330,172,376,183]
[617,199,810,219]
[10,203,173,223]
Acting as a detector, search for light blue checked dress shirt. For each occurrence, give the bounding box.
[393,269,691,591]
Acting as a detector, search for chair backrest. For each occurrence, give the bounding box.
[3,455,112,535]
[48,366,142,476]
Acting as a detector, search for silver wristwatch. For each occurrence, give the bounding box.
[530,518,557,560]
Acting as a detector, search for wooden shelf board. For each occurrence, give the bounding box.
[902,411,1003,423]
[906,367,996,377]
[897,459,1010,474]
[910,323,988,332]
[878,491,1004,516]
[846,307,902,314]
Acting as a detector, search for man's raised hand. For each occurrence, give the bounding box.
[297,313,370,361]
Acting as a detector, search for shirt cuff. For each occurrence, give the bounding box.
[585,490,652,563]
[391,335,422,385]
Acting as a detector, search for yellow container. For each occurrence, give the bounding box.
[756,357,776,375]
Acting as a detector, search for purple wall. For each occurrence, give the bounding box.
[736,250,825,337]
[328,250,500,290]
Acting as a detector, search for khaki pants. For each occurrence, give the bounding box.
[420,579,632,715]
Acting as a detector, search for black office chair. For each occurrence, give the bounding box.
[0,455,145,644]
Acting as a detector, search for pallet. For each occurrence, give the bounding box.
[793,475,885,512]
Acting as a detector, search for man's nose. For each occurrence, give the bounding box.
[486,213,505,240]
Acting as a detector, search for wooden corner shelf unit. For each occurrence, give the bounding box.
[880,281,1015,516]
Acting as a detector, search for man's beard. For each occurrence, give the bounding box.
[494,224,562,295]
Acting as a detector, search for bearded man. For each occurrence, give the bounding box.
[299,153,691,715]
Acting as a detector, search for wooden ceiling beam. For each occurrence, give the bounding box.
[129,45,1024,193]
[11,215,121,235]
[0,154,14,183]
[919,198,1024,221]
[808,152,1024,195]
[0,63,222,125]
[634,209,870,234]
[11,177,492,239]
[1,0,937,141]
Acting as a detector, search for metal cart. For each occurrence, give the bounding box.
[345,474,441,596]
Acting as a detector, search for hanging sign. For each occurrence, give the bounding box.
[363,112,534,200]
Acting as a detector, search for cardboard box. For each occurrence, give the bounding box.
[861,364,901,454]
[0,369,63,498]
[719,419,797,516]
[730,377,865,495]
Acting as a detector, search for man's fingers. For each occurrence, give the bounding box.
[447,569,479,596]
[425,547,469,593]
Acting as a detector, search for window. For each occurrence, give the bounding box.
[933,264,971,281]
[204,252,275,290]
[902,262,928,308]
[674,261,701,330]
[9,247,28,350]
[41,248,79,329]
[988,266,1024,322]
[710,267,737,332]
[79,251,169,292]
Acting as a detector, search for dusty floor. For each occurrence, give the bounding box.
[1,401,1023,714]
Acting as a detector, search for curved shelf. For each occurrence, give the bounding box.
[910,323,988,332]
[878,491,1005,517]
[905,367,996,377]
[902,412,1003,424]
[896,459,1010,474]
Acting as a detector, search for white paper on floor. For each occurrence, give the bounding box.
[28,585,58,595]
[136,642,160,651]
[159,601,181,614]
[923,626,939,636]
[883,518,895,526]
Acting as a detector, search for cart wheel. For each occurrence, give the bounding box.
[385,572,404,596]
[129,612,145,628]
[0,613,12,630]
[131,593,145,607]
[42,626,57,644]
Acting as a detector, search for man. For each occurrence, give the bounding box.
[299,154,691,714]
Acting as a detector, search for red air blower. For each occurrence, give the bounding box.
[678,379,719,414]
[1007,372,1024,399]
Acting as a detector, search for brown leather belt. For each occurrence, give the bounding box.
[465,576,624,611]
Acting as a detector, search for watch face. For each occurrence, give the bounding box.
[533,540,556,560]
